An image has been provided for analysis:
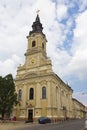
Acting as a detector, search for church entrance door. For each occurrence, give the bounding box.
[28,109,33,122]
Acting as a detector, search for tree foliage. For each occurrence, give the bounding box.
[0,74,18,119]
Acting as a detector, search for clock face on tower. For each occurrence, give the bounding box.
[31,58,35,64]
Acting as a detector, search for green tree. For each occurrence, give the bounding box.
[0,74,18,119]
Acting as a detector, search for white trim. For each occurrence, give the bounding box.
[47,115,52,117]
[19,116,26,118]
[34,116,41,118]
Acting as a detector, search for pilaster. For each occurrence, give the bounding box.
[36,83,41,108]
[47,81,51,107]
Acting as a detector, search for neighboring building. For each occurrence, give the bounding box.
[13,14,85,122]
[85,106,87,113]
[85,106,87,118]
[72,98,85,119]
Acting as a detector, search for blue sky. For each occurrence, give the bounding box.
[0,0,87,105]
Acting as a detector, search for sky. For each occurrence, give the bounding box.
[0,0,87,106]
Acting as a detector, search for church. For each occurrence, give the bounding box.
[13,13,73,122]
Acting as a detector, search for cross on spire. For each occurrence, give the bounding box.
[36,9,40,15]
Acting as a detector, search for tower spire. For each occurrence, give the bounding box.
[29,11,44,35]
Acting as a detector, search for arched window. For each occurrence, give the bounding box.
[42,87,46,99]
[32,41,36,47]
[18,89,22,101]
[29,88,34,100]
[42,43,44,49]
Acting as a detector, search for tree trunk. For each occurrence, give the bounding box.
[2,111,5,120]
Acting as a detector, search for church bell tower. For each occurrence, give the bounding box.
[25,14,47,67]
[16,14,52,78]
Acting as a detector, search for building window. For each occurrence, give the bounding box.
[32,41,36,47]
[29,88,34,100]
[42,87,46,99]
[42,43,44,49]
[18,89,22,101]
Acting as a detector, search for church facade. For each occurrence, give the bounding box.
[13,14,73,122]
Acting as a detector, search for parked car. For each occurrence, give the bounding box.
[38,117,51,124]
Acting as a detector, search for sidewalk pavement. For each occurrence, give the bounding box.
[0,121,28,130]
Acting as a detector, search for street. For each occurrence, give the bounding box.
[16,119,85,130]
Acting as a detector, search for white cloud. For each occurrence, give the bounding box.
[56,4,68,21]
[50,48,71,77]
[78,0,87,12]
[0,54,22,77]
[67,10,87,80]
[74,11,87,39]
[57,0,87,12]
[50,9,87,82]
